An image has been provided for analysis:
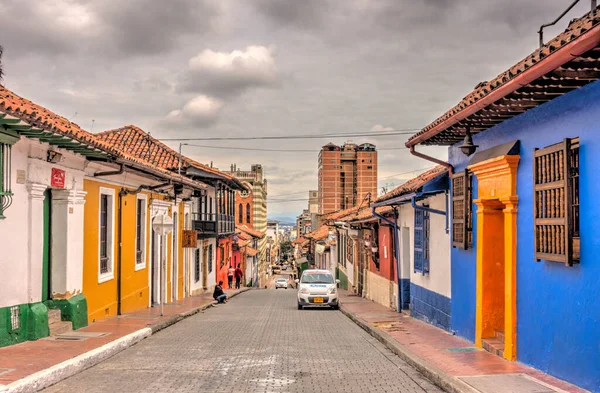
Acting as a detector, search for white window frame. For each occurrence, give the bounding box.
[98,187,116,283]
[135,194,148,271]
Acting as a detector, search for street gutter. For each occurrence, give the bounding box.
[339,305,477,393]
[1,288,251,393]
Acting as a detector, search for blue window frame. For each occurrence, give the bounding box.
[414,208,430,275]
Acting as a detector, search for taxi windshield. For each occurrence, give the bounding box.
[301,273,334,284]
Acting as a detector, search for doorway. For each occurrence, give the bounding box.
[151,231,160,306]
[469,154,519,361]
[202,245,208,290]
[42,189,52,301]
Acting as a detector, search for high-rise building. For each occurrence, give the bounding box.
[318,141,377,214]
[226,164,268,285]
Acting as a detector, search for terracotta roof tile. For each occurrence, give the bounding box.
[305,225,329,241]
[376,166,448,203]
[0,86,206,189]
[246,247,258,257]
[237,225,265,239]
[96,125,236,183]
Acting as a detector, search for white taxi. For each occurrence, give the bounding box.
[296,270,340,310]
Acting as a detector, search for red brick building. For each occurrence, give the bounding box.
[318,141,377,214]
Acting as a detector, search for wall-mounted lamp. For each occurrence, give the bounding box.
[46,150,63,163]
[459,127,478,157]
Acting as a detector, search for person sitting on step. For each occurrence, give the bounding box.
[213,281,227,304]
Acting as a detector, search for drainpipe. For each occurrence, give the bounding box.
[116,191,124,315]
[93,164,124,177]
[372,206,403,312]
[409,146,453,175]
[411,192,449,234]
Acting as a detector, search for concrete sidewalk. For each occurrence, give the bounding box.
[339,290,589,393]
[0,288,250,393]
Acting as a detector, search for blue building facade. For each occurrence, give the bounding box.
[448,79,600,392]
[405,7,600,391]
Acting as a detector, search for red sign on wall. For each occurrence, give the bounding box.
[51,168,65,188]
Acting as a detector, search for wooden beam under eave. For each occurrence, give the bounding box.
[0,116,22,125]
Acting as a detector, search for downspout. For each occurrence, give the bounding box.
[93,164,124,177]
[411,192,449,234]
[409,146,453,175]
[372,206,403,312]
[117,191,124,315]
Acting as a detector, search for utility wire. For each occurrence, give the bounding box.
[160,129,420,142]
[182,143,407,152]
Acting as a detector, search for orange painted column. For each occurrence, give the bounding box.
[502,196,518,361]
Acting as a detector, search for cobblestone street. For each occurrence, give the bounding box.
[42,285,442,393]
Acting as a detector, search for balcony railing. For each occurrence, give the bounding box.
[218,214,235,235]
[192,213,235,237]
[192,213,217,236]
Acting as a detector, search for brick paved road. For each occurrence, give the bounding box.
[42,287,443,393]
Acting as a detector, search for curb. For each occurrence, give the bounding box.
[4,328,152,393]
[3,288,252,393]
[339,306,477,393]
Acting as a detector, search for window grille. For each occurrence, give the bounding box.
[195,248,201,282]
[135,198,144,265]
[414,208,430,274]
[534,138,580,265]
[100,194,109,274]
[452,170,473,249]
[10,306,19,331]
[208,245,213,273]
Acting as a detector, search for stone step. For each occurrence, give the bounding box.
[48,309,62,325]
[494,329,505,343]
[49,320,72,336]
[482,337,505,358]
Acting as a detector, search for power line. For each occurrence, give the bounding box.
[183,143,407,152]
[160,129,420,142]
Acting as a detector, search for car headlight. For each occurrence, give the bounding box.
[328,287,337,294]
[300,288,310,295]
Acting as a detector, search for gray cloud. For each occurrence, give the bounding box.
[0,0,219,57]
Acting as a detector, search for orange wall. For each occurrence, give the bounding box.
[83,180,151,322]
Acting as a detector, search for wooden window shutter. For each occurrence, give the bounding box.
[533,138,578,266]
[414,209,425,273]
[452,170,469,249]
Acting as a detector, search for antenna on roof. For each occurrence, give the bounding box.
[68,111,78,122]
[90,119,95,133]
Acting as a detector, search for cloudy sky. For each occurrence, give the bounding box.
[0,0,592,221]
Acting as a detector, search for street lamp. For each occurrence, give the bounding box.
[459,126,478,157]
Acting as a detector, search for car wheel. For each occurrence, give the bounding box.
[297,303,303,310]
[331,305,339,310]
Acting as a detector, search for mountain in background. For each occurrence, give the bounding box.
[268,215,296,226]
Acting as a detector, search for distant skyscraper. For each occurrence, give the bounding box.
[318,141,377,214]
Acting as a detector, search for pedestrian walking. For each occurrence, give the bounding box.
[213,281,227,304]
[235,264,243,289]
[227,265,235,289]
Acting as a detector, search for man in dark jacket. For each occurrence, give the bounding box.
[213,281,227,303]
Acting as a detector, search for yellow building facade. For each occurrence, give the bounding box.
[82,168,194,323]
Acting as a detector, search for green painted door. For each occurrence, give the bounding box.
[42,189,51,301]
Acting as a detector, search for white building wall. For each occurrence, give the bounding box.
[0,138,87,308]
[397,193,450,298]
